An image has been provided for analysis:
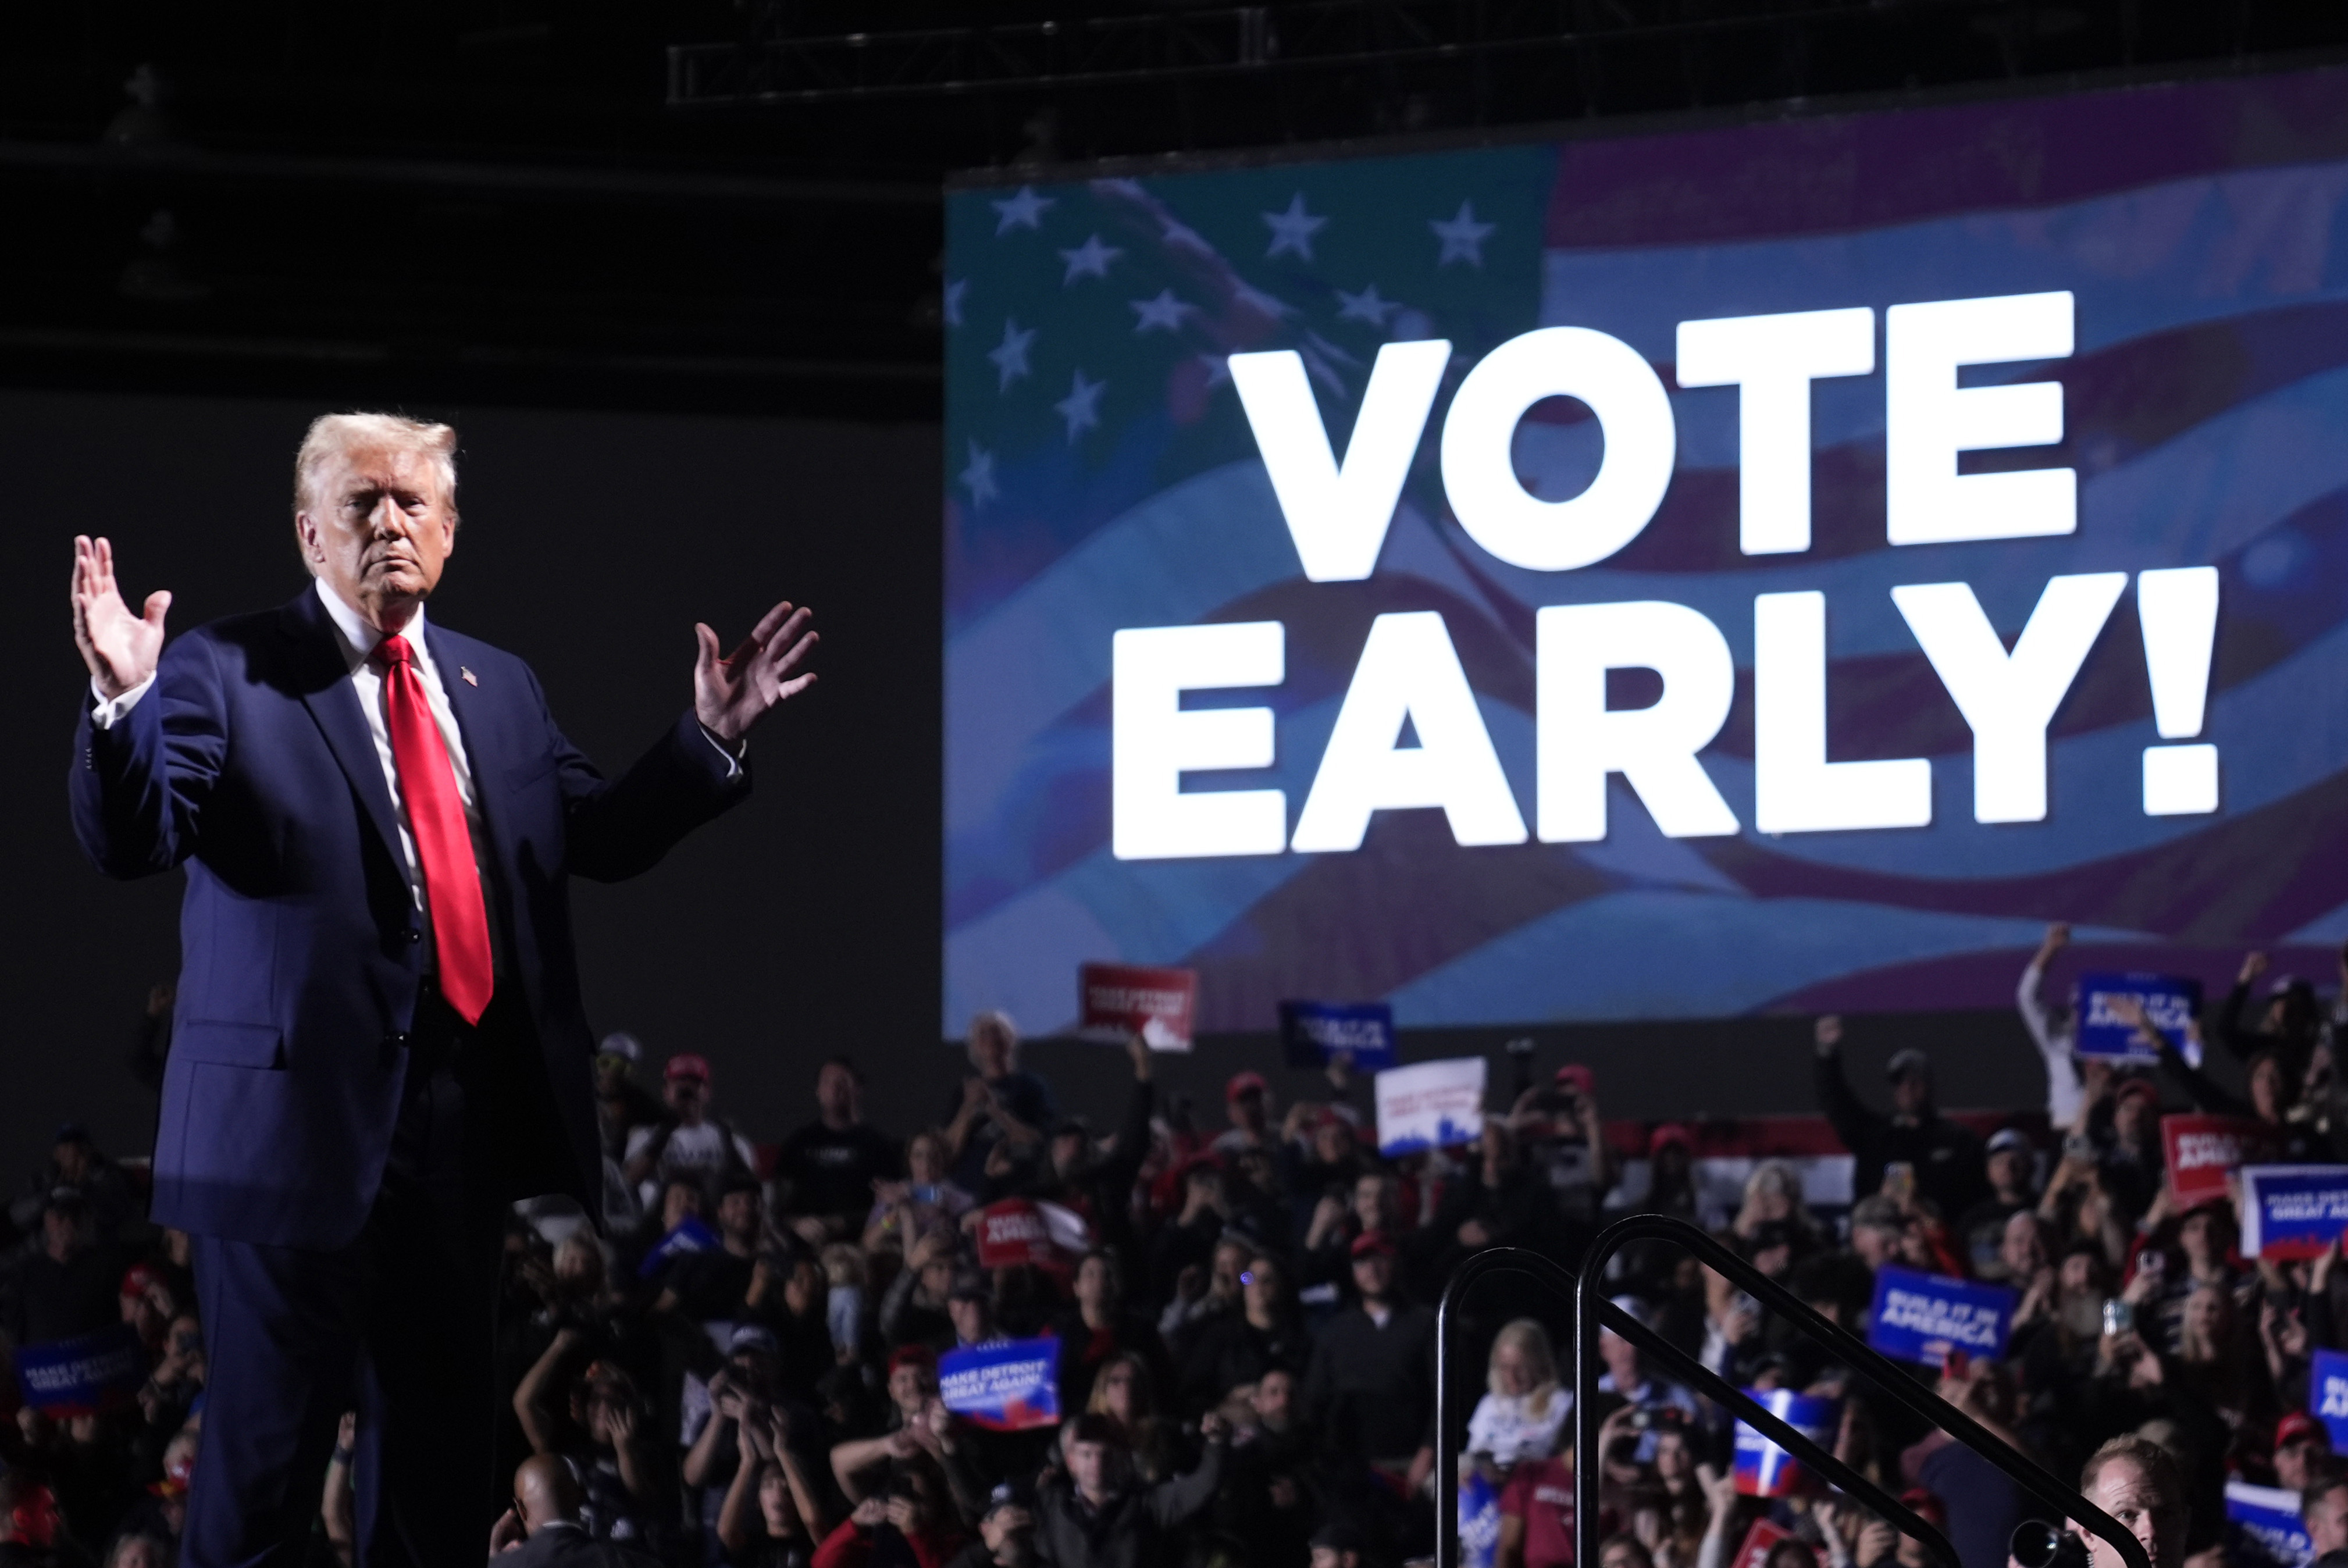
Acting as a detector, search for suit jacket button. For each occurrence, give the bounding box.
[403,929,422,945]
[384,1032,411,1050]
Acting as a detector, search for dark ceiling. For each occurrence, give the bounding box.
[1,2,2339,420]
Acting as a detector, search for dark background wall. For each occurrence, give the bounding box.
[1,386,2103,1187]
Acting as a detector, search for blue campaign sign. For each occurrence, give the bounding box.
[1460,1469,1502,1568]
[15,1324,148,1416]
[2242,1167,2348,1259]
[1279,1000,1398,1071]
[636,1214,719,1279]
[1733,1389,1839,1498]
[939,1336,1062,1431]
[1867,1267,2018,1367]
[2314,1350,2348,1447]
[2226,1481,2313,1568]
[2076,972,2202,1061]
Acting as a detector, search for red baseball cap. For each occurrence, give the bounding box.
[2114,1077,2160,1108]
[1554,1064,1595,1096]
[1226,1071,1269,1102]
[2278,1411,2329,1449]
[664,1053,712,1083]
[1649,1123,1694,1155]
[120,1264,161,1300]
[1350,1231,1397,1260]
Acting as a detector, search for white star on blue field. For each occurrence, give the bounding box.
[944,149,1546,529]
[1053,370,1108,443]
[1430,201,1497,268]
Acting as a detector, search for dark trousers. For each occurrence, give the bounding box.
[184,986,516,1568]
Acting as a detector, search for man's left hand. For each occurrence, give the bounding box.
[694,599,819,743]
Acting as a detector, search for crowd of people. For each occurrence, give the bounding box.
[3,926,2348,1568]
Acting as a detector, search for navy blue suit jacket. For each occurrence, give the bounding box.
[69,587,750,1249]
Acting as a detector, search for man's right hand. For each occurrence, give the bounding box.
[1814,1014,1843,1054]
[489,1508,526,1555]
[71,536,170,701]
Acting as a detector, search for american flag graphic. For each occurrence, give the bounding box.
[943,64,2348,1037]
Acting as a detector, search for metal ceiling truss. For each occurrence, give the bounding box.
[668,0,2008,108]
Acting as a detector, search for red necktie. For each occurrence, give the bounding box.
[377,634,494,1025]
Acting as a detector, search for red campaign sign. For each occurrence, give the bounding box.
[1734,1519,1798,1568]
[2162,1114,2279,1206]
[975,1200,1056,1269]
[1078,962,1198,1052]
[974,1199,1092,1271]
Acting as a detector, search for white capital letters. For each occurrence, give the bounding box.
[1230,340,1453,582]
[1291,611,1527,853]
[1753,590,1932,833]
[1886,291,2076,546]
[1112,621,1288,860]
[1891,573,2127,823]
[1439,326,1677,572]
[1676,307,1875,556]
[1537,600,1738,842]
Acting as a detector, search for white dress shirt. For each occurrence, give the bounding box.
[94,579,492,957]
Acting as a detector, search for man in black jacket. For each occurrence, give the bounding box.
[1034,1412,1226,1568]
[1302,1234,1436,1484]
[1812,1015,1988,1221]
[488,1454,661,1565]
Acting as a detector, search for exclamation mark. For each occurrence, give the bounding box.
[2137,566,2220,815]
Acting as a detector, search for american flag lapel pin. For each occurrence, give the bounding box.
[460,667,479,687]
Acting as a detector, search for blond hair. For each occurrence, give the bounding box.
[1487,1317,1562,1416]
[292,412,459,529]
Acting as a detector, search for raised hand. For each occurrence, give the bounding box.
[71,536,170,700]
[693,599,818,743]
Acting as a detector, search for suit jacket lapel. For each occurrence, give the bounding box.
[282,590,407,868]
[423,620,507,861]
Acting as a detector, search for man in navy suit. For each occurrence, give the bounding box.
[67,412,820,1567]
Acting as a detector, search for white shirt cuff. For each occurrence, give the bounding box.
[698,722,746,780]
[90,675,155,730]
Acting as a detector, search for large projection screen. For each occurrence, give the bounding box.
[943,66,2348,1038]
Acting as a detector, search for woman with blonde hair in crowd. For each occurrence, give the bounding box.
[1733,1161,1822,1251]
[1467,1318,1571,1468]
[1087,1350,1184,1483]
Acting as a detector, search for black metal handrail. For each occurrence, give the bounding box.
[1433,1217,2155,1568]
[1436,1248,1960,1568]
[1574,1216,2151,1568]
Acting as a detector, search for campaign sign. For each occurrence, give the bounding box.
[978,1199,1049,1268]
[15,1324,147,1416]
[2313,1349,2348,1447]
[636,1213,718,1278]
[2226,1481,2313,1568]
[1078,962,1197,1051]
[2162,1116,2281,1206]
[1868,1267,2017,1367]
[1279,1000,1398,1072]
[1375,1057,1487,1156]
[2077,972,2201,1062]
[1732,1388,1840,1497]
[2242,1167,2348,1260]
[1460,1469,1502,1568]
[938,1337,1061,1431]
[1734,1519,1797,1568]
